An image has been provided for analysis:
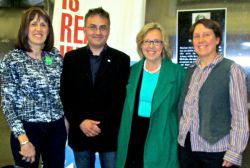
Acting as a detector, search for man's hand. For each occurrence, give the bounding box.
[80,119,101,137]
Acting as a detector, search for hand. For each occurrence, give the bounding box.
[64,117,69,134]
[80,119,101,137]
[19,142,36,163]
[222,160,234,167]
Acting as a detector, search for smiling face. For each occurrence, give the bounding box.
[84,15,110,50]
[28,14,49,49]
[192,23,220,59]
[141,29,164,64]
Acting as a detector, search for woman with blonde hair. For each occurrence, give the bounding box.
[116,22,185,168]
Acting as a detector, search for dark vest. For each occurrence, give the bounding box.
[178,58,234,144]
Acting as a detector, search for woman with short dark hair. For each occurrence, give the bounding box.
[178,19,249,168]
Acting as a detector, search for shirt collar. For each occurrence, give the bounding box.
[87,44,108,57]
[195,54,223,69]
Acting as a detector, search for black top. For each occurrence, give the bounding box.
[88,46,107,83]
[125,70,150,168]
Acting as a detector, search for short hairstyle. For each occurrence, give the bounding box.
[16,7,54,52]
[84,7,110,26]
[190,18,222,52]
[136,22,172,59]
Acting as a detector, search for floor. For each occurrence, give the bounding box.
[0,110,250,167]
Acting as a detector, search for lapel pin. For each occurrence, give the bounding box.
[45,55,53,65]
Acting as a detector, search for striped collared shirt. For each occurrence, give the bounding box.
[178,55,249,166]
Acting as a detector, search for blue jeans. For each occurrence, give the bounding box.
[74,150,116,168]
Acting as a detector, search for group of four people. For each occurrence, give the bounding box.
[0,6,248,168]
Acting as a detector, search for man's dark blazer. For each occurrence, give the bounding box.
[60,45,130,152]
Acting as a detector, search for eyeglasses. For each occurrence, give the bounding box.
[86,25,109,32]
[142,40,163,46]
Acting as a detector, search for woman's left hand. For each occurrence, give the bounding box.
[222,160,234,167]
[19,142,36,163]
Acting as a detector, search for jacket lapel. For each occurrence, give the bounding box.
[151,59,175,114]
[94,47,112,83]
[77,47,93,85]
[126,59,175,116]
[126,60,144,113]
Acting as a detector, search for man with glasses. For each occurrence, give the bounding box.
[60,7,130,168]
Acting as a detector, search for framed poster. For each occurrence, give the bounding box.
[176,8,227,68]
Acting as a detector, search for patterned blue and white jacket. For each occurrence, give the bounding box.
[0,48,64,138]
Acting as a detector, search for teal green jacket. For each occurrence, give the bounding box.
[116,58,185,168]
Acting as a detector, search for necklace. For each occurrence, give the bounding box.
[143,60,161,74]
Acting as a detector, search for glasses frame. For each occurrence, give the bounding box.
[86,24,109,32]
[142,39,163,46]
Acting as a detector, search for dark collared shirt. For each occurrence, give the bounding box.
[87,45,107,83]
